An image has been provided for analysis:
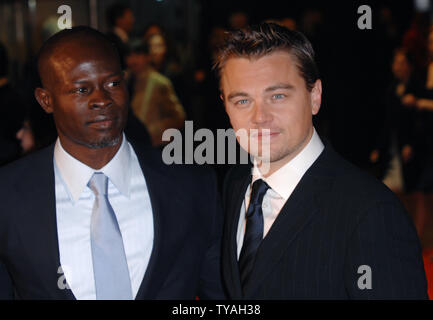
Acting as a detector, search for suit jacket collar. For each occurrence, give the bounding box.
[131,142,165,299]
[225,142,338,299]
[14,143,74,299]
[126,141,197,299]
[15,140,183,300]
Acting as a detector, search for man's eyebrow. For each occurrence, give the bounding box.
[106,72,123,78]
[72,72,122,84]
[72,79,90,84]
[265,84,295,92]
[227,91,249,100]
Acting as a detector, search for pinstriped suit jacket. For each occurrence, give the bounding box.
[222,142,428,299]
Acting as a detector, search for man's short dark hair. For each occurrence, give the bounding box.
[36,26,120,87]
[214,22,320,91]
[107,3,130,28]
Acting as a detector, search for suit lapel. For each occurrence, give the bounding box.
[223,166,251,299]
[15,145,74,299]
[132,143,194,299]
[241,146,336,298]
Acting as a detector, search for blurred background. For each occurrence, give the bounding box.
[1,0,433,297]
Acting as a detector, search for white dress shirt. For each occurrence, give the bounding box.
[54,134,153,299]
[236,128,324,258]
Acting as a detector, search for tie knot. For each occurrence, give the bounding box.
[88,172,108,196]
[250,179,270,207]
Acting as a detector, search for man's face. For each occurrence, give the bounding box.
[36,43,128,150]
[221,51,321,167]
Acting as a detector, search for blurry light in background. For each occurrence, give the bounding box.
[414,0,431,12]
[28,0,36,11]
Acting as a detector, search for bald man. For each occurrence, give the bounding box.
[0,26,224,300]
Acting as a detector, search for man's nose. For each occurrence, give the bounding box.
[89,88,113,109]
[251,101,272,124]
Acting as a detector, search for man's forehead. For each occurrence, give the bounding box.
[46,46,119,75]
[51,41,116,61]
[224,51,295,70]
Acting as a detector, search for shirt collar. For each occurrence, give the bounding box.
[252,128,324,201]
[113,27,129,43]
[54,133,132,203]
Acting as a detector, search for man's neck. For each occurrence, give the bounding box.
[58,135,123,170]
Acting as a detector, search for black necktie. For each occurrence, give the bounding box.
[238,178,270,292]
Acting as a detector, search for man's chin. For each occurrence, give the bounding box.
[83,135,122,149]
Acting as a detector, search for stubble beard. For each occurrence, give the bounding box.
[82,134,122,149]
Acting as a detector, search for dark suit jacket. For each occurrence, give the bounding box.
[222,142,428,299]
[0,140,225,299]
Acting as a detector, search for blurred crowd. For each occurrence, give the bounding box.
[1,3,433,237]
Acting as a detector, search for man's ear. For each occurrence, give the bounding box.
[310,79,322,115]
[34,87,53,114]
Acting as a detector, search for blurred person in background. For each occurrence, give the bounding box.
[402,12,430,71]
[370,48,423,195]
[126,40,185,147]
[142,23,164,41]
[106,3,135,69]
[142,25,181,80]
[142,25,188,112]
[395,27,433,237]
[15,104,57,155]
[189,25,232,190]
[191,26,229,130]
[401,27,433,192]
[147,33,170,74]
[0,42,25,166]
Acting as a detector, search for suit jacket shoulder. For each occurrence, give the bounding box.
[0,144,54,225]
[222,143,427,299]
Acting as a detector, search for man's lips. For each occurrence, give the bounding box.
[257,132,279,137]
[250,131,280,138]
[86,115,118,128]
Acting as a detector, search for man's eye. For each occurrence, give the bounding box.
[75,87,88,94]
[108,80,121,87]
[235,99,249,105]
[272,94,286,99]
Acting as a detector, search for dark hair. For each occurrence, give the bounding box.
[107,3,130,28]
[393,47,415,67]
[126,39,149,56]
[0,42,8,78]
[36,26,119,86]
[213,22,320,91]
[142,23,165,40]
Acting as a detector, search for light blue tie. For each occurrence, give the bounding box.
[88,172,133,300]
